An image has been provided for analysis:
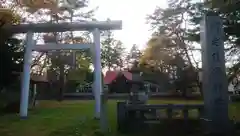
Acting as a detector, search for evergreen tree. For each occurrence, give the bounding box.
[101,30,125,70]
[0,29,23,90]
[147,0,240,85]
[125,44,142,69]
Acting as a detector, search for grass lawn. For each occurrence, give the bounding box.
[0,100,239,136]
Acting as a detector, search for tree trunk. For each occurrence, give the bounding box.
[183,47,193,67]
[58,64,65,101]
[181,84,187,99]
[198,82,203,97]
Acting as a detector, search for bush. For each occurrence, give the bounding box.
[0,83,21,114]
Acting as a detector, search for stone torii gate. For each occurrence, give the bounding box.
[3,21,122,119]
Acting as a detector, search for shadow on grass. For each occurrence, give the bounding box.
[125,119,240,136]
[48,118,104,136]
[49,118,204,136]
[119,119,204,136]
[148,119,203,136]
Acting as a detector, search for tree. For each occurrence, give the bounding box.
[0,7,22,90]
[101,30,125,70]
[67,52,91,84]
[0,30,23,90]
[0,7,23,113]
[146,0,240,96]
[205,0,239,9]
[125,44,142,69]
[140,35,195,96]
[147,0,195,67]
[140,36,180,72]
[145,0,203,96]
[186,0,240,84]
[35,0,97,101]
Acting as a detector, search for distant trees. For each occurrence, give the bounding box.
[3,0,240,99]
[125,44,142,68]
[101,30,125,70]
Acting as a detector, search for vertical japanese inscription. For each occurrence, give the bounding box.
[210,19,222,63]
[210,19,222,47]
[211,37,220,47]
[212,52,220,62]
[209,17,225,106]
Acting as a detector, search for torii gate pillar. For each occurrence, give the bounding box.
[92,28,102,119]
[20,31,34,118]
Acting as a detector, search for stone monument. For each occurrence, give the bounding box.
[200,12,230,134]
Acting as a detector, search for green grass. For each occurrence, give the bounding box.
[0,100,239,136]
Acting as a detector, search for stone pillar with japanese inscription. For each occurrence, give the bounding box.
[200,12,230,134]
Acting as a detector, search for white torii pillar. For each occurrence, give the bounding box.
[93,29,108,132]
[92,28,102,119]
[20,32,34,119]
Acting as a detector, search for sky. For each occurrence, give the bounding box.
[88,0,202,66]
[88,0,168,50]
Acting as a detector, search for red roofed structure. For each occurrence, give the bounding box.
[122,71,132,81]
[104,71,134,93]
[104,71,132,84]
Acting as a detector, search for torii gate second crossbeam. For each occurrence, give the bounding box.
[3,20,122,119]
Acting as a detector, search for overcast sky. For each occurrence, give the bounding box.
[89,0,168,50]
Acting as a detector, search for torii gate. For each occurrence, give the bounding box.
[3,21,122,119]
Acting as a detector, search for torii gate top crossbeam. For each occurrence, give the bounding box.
[2,20,122,33]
